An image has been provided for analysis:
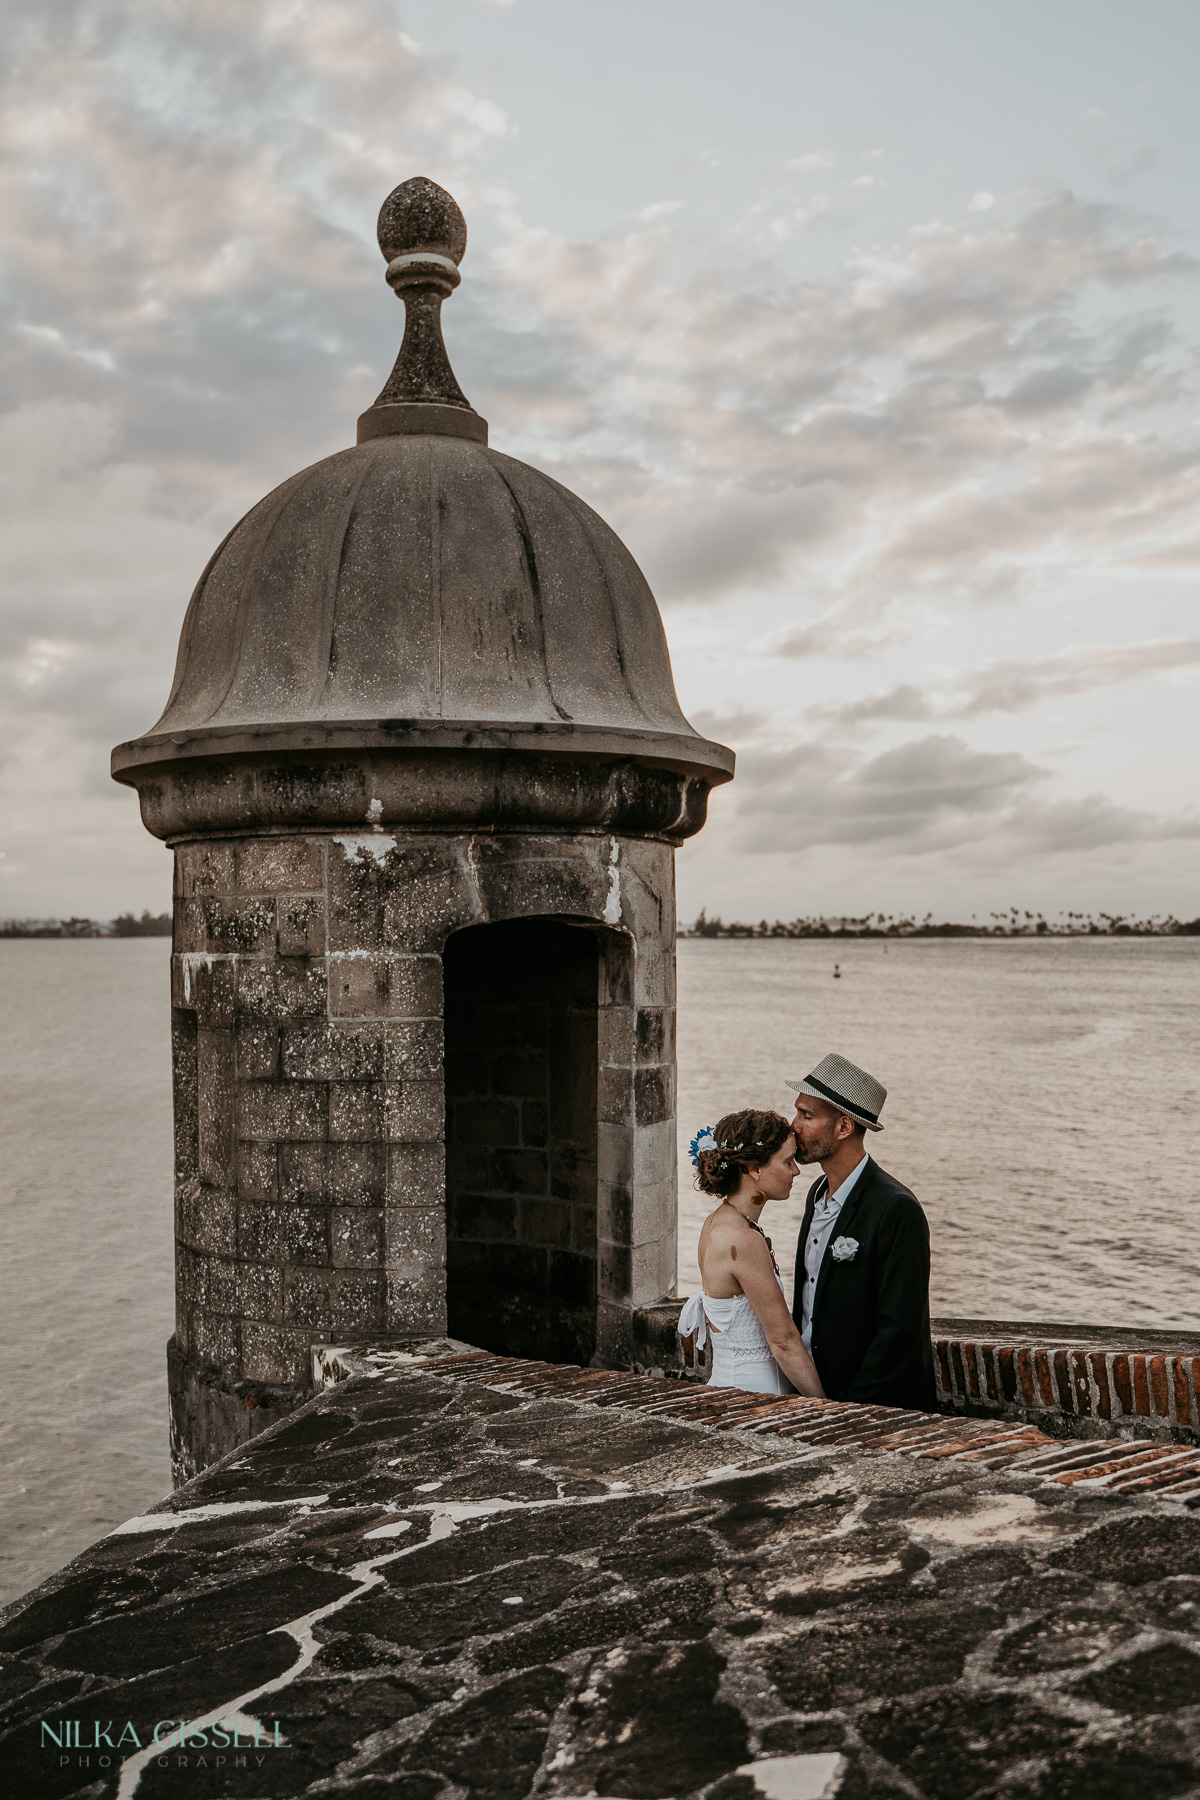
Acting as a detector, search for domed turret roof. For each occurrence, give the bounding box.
[112,179,732,786]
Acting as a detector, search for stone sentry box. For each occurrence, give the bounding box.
[111,178,732,1482]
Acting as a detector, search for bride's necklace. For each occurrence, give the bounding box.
[721,1200,780,1274]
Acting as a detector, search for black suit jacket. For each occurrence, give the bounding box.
[792,1158,936,1412]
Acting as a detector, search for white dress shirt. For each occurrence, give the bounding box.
[798,1154,869,1351]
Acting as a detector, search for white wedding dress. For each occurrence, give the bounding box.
[677,1273,794,1396]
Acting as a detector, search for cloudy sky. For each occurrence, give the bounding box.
[2,0,1198,924]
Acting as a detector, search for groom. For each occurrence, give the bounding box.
[788,1053,937,1412]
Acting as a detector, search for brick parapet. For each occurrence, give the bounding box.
[634,1299,1200,1447]
[931,1320,1200,1446]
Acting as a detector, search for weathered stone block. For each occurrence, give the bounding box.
[241,1321,315,1384]
[282,1203,332,1266]
[599,938,634,1009]
[448,1144,489,1190]
[387,1204,446,1279]
[386,1269,446,1336]
[387,1142,445,1206]
[452,1096,519,1146]
[523,1198,572,1249]
[175,954,237,1027]
[281,1023,384,1083]
[634,1120,675,1186]
[172,1009,200,1179]
[549,1142,594,1206]
[492,1051,546,1098]
[378,841,478,952]
[491,1147,548,1196]
[598,1006,635,1068]
[237,956,327,1020]
[597,1180,633,1246]
[630,1176,677,1248]
[238,1199,285,1263]
[330,1272,386,1334]
[635,1007,673,1064]
[596,1295,634,1364]
[205,1255,240,1313]
[198,894,278,954]
[238,1080,328,1142]
[633,938,674,1009]
[283,1266,332,1330]
[179,843,236,898]
[174,1243,208,1308]
[277,893,325,958]
[236,1260,283,1324]
[571,1204,597,1255]
[632,1233,675,1304]
[197,1029,236,1185]
[279,1141,326,1203]
[599,1240,632,1301]
[236,1020,280,1081]
[191,1309,238,1372]
[383,1078,444,1142]
[384,1017,444,1080]
[452,1192,518,1242]
[328,951,441,1020]
[237,1141,279,1201]
[522,1100,548,1147]
[597,1122,634,1188]
[176,1180,237,1254]
[327,1142,387,1206]
[331,1207,384,1269]
[598,1066,634,1127]
[328,1081,384,1142]
[237,838,323,896]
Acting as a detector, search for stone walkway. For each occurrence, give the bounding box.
[4,1349,1200,1798]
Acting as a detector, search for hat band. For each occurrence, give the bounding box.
[804,1073,880,1125]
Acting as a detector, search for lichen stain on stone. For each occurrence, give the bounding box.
[603,834,622,926]
[333,832,397,866]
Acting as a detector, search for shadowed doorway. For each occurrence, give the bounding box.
[443,917,599,1362]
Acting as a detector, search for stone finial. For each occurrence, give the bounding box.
[364,176,483,435]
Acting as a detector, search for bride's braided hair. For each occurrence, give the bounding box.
[694,1108,793,1198]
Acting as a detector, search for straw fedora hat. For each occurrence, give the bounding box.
[786,1052,886,1133]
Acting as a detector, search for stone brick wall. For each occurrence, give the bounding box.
[168,826,679,1480]
[445,918,600,1363]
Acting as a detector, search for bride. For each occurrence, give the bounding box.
[678,1108,825,1398]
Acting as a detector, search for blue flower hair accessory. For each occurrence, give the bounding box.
[689,1127,717,1167]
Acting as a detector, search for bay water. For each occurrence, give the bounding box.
[2,934,1197,1607]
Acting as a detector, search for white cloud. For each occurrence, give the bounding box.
[637,200,683,225]
[728,732,1200,861]
[801,638,1200,728]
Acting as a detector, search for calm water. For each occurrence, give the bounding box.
[2,935,1199,1607]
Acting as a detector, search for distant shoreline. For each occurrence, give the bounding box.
[0,912,171,939]
[680,911,1200,941]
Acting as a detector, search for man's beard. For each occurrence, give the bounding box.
[795,1131,839,1165]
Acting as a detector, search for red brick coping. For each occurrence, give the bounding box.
[412,1350,1200,1505]
[932,1323,1200,1435]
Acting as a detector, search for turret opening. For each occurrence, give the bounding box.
[444,917,602,1363]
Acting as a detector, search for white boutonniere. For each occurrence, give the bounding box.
[831,1236,859,1263]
